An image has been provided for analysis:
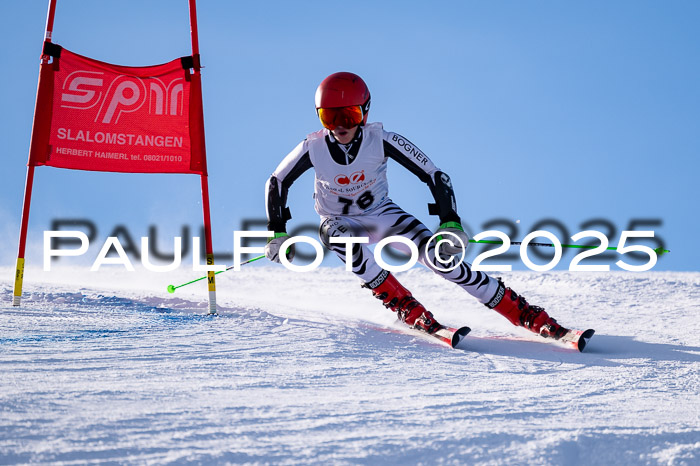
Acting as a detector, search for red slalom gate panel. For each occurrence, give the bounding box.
[28,46,206,175]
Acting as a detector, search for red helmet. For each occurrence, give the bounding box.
[315,72,371,125]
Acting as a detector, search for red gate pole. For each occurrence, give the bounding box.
[13,0,58,307]
[188,0,218,314]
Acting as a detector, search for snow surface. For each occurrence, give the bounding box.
[1,266,699,465]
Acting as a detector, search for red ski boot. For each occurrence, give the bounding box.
[364,271,441,334]
[485,279,569,340]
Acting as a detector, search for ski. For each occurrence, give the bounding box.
[426,325,471,348]
[398,323,591,352]
[558,328,595,352]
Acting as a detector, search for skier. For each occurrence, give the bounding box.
[264,71,577,342]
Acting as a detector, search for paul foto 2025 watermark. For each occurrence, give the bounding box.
[42,227,663,273]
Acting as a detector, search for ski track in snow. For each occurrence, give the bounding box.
[1,267,699,465]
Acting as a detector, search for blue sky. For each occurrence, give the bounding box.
[1,0,698,272]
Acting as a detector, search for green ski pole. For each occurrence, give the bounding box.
[167,254,266,294]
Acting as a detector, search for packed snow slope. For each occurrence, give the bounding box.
[1,266,699,465]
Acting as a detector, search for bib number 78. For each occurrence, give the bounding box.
[338,191,375,214]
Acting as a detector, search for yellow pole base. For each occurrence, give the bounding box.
[13,258,25,307]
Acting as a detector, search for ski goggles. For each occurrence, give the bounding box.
[317,105,364,130]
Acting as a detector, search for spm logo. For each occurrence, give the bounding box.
[334,171,365,186]
[61,71,184,124]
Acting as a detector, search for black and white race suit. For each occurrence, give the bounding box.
[265,122,498,303]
